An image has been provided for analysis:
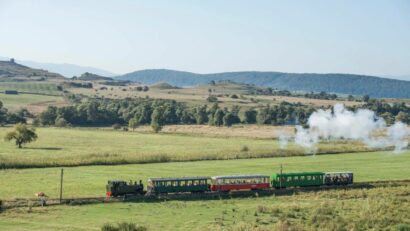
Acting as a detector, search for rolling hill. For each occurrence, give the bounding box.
[0,56,116,77]
[0,59,64,79]
[117,69,410,98]
[77,72,113,81]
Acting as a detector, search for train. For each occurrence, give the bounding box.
[106,171,353,197]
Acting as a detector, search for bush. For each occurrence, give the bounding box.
[101,222,148,231]
[55,117,68,127]
[207,95,218,102]
[396,224,410,231]
[112,123,122,130]
[240,145,249,152]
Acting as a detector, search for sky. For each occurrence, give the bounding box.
[0,0,409,78]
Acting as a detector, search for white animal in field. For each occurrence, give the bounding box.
[35,192,46,197]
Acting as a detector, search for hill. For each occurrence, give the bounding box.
[77,72,113,81]
[116,69,410,99]
[150,82,179,89]
[0,56,116,77]
[0,59,64,79]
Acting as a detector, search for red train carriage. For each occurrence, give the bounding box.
[210,174,270,192]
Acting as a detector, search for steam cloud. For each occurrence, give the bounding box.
[292,104,410,153]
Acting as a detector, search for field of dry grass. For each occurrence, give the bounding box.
[131,124,295,139]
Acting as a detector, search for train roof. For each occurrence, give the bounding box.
[324,172,353,174]
[272,172,324,176]
[211,174,269,180]
[148,176,210,181]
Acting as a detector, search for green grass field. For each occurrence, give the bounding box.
[0,150,408,199]
[0,94,65,112]
[0,127,372,169]
[0,183,408,231]
[0,82,61,95]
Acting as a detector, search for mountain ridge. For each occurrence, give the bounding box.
[116,69,410,99]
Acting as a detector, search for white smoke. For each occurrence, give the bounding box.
[279,134,291,149]
[294,104,410,153]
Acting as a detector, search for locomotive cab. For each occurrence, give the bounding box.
[106,180,144,197]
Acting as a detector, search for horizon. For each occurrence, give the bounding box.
[1,55,410,81]
[1,1,410,80]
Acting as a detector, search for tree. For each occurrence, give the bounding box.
[380,112,394,125]
[55,117,68,127]
[395,111,409,124]
[243,109,257,124]
[128,117,139,131]
[0,100,7,124]
[4,123,38,148]
[151,108,164,133]
[362,95,370,102]
[212,109,224,126]
[206,95,218,103]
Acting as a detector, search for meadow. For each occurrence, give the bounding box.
[0,82,62,96]
[0,93,66,113]
[0,183,408,230]
[0,150,408,199]
[0,127,373,169]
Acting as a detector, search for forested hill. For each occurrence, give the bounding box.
[116,69,410,99]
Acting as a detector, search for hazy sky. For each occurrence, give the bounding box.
[1,0,409,77]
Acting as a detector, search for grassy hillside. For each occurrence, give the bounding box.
[0,127,373,169]
[0,60,63,79]
[77,72,113,81]
[116,69,410,98]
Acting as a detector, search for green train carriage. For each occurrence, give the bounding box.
[271,172,325,188]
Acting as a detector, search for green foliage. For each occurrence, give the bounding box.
[55,117,68,127]
[151,107,164,133]
[243,109,257,124]
[380,112,394,125]
[101,222,147,231]
[112,123,121,130]
[128,118,139,130]
[206,95,218,102]
[4,123,37,148]
[396,111,410,124]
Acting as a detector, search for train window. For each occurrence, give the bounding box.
[180,181,186,186]
[307,176,311,180]
[166,181,172,187]
[301,176,305,180]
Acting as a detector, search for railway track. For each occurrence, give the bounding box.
[1,180,409,210]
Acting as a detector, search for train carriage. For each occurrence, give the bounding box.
[210,174,270,192]
[271,172,325,188]
[147,176,210,194]
[324,172,353,185]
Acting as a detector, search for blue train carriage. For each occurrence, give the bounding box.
[324,172,353,186]
[147,176,211,194]
[271,172,325,188]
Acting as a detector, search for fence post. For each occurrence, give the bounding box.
[60,168,64,204]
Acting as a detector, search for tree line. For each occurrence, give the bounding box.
[35,98,317,131]
[0,101,28,125]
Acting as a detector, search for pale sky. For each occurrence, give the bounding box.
[1,0,409,78]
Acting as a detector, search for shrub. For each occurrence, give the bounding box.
[207,95,218,102]
[112,123,122,130]
[240,145,249,152]
[101,222,148,231]
[55,117,68,127]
